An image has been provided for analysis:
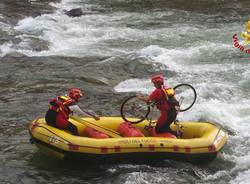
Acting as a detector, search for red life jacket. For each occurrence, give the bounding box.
[149,86,175,111]
[49,95,74,119]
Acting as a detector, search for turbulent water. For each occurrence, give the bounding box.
[0,0,250,183]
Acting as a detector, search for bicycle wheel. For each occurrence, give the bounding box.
[120,95,150,124]
[173,83,197,112]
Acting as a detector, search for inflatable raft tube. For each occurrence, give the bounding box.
[28,117,228,163]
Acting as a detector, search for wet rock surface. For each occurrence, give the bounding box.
[64,8,84,17]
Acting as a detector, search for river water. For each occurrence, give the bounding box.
[0,0,250,183]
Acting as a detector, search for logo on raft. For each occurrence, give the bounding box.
[232,19,250,54]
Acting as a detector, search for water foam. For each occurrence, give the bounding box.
[136,43,234,73]
[230,169,250,184]
[114,79,153,93]
[0,42,15,57]
[13,10,138,57]
[6,0,234,59]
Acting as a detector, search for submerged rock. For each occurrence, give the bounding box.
[64,8,98,17]
[64,8,83,17]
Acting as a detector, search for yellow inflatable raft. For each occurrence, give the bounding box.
[28,117,228,162]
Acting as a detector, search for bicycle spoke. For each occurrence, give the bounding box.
[120,96,150,124]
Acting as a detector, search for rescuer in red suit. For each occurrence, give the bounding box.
[137,74,180,136]
[45,88,100,135]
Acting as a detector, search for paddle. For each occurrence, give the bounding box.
[69,115,122,138]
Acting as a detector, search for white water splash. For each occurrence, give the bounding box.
[135,43,234,73]
[230,169,250,184]
[114,78,153,93]
[0,42,15,57]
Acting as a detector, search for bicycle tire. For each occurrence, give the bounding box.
[120,95,150,124]
[173,83,197,112]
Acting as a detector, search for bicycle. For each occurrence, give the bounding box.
[120,83,197,136]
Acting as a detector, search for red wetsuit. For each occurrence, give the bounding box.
[45,96,78,135]
[149,86,178,134]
